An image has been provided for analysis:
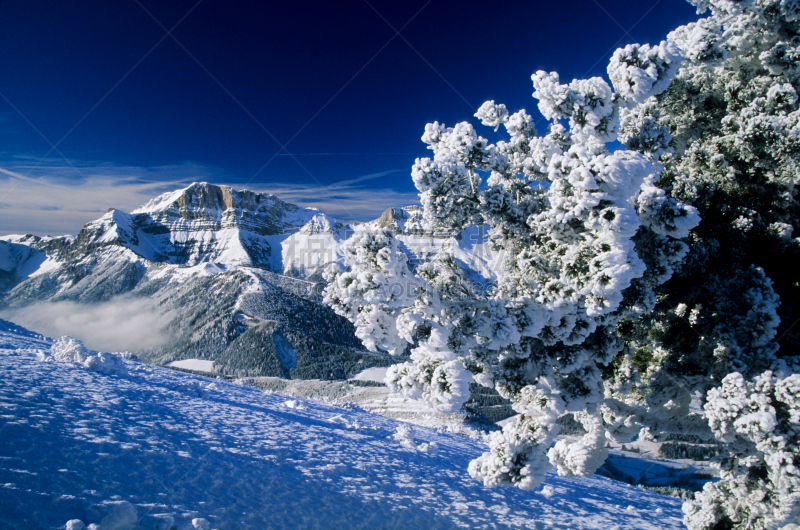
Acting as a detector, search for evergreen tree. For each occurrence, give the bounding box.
[622,0,800,527]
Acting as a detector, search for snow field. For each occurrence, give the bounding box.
[0,322,685,529]
[167,360,215,373]
[350,366,388,383]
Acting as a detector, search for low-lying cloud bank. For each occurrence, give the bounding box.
[1,296,172,353]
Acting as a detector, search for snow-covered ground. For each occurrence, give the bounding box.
[350,366,388,383]
[0,320,686,530]
[167,359,215,372]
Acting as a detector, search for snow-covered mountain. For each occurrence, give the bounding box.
[6,182,323,272]
[0,237,48,292]
[0,319,687,530]
[0,183,388,379]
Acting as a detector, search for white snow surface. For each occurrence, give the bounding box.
[280,213,349,275]
[0,320,685,530]
[167,359,215,372]
[351,366,389,383]
[0,238,48,280]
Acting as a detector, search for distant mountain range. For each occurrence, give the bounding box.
[0,182,390,378]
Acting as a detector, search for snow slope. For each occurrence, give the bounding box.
[0,321,685,530]
[0,238,48,291]
[167,359,215,372]
[281,213,350,277]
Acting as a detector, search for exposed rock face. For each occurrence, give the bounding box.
[376,208,403,230]
[137,182,311,235]
[374,206,427,235]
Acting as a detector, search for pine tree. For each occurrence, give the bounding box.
[325,32,699,492]
[622,1,800,527]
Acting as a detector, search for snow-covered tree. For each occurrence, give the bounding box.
[323,227,424,355]
[683,370,800,529]
[625,0,800,378]
[323,0,800,526]
[324,33,701,491]
[619,0,800,527]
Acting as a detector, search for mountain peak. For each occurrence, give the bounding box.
[299,213,344,235]
[132,182,295,218]
[374,205,426,234]
[10,183,334,271]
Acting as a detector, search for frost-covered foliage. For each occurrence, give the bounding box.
[683,371,800,529]
[615,0,800,526]
[324,1,799,522]
[323,227,425,355]
[34,336,128,374]
[608,41,682,107]
[632,0,800,371]
[323,19,699,491]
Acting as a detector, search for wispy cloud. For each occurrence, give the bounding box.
[0,162,196,236]
[0,157,420,236]
[258,169,420,223]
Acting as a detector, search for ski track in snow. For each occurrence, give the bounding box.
[0,321,685,530]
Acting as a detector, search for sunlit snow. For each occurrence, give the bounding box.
[351,366,389,383]
[0,320,686,530]
[167,359,215,372]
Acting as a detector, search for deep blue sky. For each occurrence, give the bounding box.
[0,0,700,234]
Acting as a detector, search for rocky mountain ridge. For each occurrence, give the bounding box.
[18,182,324,269]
